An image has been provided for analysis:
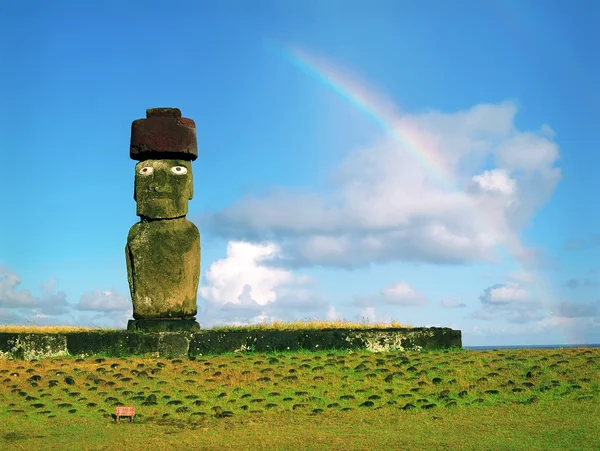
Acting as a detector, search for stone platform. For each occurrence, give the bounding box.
[127,319,201,332]
[0,327,461,360]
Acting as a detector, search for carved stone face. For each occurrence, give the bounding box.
[134,159,193,219]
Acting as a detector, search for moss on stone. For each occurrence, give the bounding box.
[0,328,462,360]
[188,328,461,355]
[66,332,160,358]
[134,159,193,219]
[126,157,201,322]
[126,217,200,319]
[0,334,68,360]
[158,333,190,358]
[127,319,200,332]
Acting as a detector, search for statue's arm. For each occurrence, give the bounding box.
[193,222,201,290]
[125,224,138,297]
[126,243,133,296]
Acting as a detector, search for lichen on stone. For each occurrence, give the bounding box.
[126,217,200,319]
[126,157,201,322]
[0,327,461,360]
[356,331,408,353]
[1,334,69,360]
[134,159,194,219]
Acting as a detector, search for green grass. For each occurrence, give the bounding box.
[1,347,598,450]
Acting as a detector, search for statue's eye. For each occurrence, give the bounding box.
[138,166,154,175]
[171,166,188,175]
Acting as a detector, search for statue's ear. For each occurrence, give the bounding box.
[134,176,138,201]
[188,175,194,200]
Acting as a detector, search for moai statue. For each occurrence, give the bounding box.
[126,108,201,332]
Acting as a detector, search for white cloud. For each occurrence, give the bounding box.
[469,169,516,197]
[539,124,556,138]
[494,132,559,171]
[198,241,328,326]
[0,267,70,315]
[74,289,131,312]
[360,307,378,323]
[0,267,133,328]
[381,282,426,306]
[480,283,530,305]
[473,282,547,324]
[199,241,319,306]
[202,100,560,269]
[0,268,45,309]
[326,305,342,321]
[354,281,426,309]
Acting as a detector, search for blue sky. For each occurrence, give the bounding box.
[1,0,598,346]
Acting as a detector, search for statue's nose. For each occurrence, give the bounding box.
[149,170,168,192]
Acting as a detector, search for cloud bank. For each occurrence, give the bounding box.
[200,101,561,270]
[0,267,131,328]
[198,241,329,326]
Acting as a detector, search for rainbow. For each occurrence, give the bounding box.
[279,44,508,247]
[280,46,457,191]
[276,44,568,342]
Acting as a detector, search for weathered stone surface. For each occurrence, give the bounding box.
[0,334,67,360]
[187,327,462,356]
[146,107,182,118]
[127,319,200,332]
[134,159,194,219]
[0,327,461,360]
[126,217,200,319]
[126,108,201,326]
[158,333,190,358]
[130,108,197,161]
[66,332,160,357]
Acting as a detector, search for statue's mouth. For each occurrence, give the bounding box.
[145,193,172,199]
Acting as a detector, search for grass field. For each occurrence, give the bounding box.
[1,347,598,450]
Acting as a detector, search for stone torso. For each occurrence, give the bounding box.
[126,217,200,319]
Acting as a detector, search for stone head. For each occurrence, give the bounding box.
[134,159,193,219]
[130,107,198,219]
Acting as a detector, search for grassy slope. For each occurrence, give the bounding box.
[1,348,598,450]
[3,401,598,451]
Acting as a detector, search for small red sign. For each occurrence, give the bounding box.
[115,406,135,422]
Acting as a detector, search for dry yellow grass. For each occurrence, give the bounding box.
[210,319,412,331]
[0,325,113,334]
[0,320,411,334]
